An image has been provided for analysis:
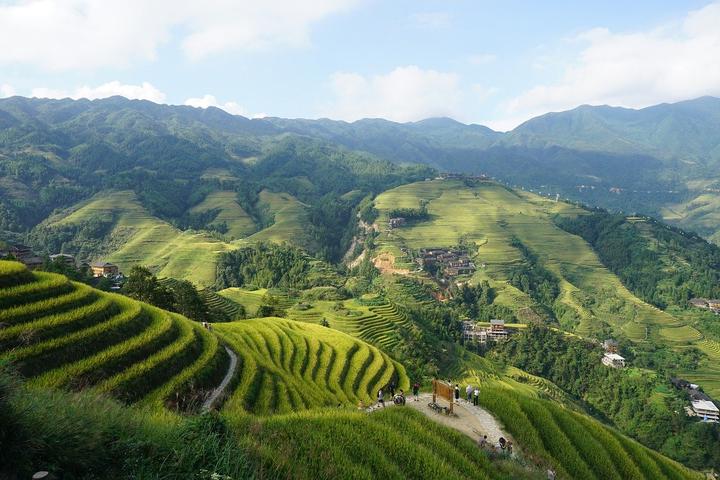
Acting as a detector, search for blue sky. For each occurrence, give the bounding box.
[1,0,718,130]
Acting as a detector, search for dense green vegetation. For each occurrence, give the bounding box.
[0,97,433,270]
[122,266,226,323]
[557,212,720,309]
[508,237,560,318]
[492,326,720,471]
[387,203,430,222]
[216,242,342,290]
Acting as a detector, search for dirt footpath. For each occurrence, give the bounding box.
[403,393,510,446]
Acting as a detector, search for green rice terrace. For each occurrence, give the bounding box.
[0,261,227,409]
[214,318,408,415]
[0,260,703,478]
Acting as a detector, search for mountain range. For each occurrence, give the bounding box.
[1,95,720,243]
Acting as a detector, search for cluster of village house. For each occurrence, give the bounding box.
[415,247,477,278]
[1,244,122,287]
[689,298,720,314]
[672,378,720,423]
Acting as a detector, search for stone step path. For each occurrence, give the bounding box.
[202,346,238,411]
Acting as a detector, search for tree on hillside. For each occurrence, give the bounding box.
[171,280,210,323]
[122,266,174,311]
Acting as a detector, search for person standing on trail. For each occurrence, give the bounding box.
[478,435,488,448]
[377,388,385,408]
[473,387,479,406]
[389,381,396,397]
[466,384,473,402]
[454,385,460,401]
[412,382,420,401]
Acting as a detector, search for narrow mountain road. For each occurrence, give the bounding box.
[202,346,238,411]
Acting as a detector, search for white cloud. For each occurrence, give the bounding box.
[409,12,452,29]
[0,0,358,70]
[30,81,166,102]
[324,66,464,122]
[0,84,16,98]
[505,1,720,124]
[184,94,266,118]
[180,1,359,60]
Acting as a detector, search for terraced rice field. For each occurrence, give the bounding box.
[200,289,245,320]
[287,299,412,353]
[658,324,703,343]
[0,261,226,409]
[218,287,295,317]
[214,318,408,415]
[39,189,317,286]
[248,190,313,249]
[479,388,699,480]
[42,190,238,286]
[189,190,257,239]
[373,180,684,341]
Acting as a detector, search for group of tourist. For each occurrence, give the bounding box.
[478,435,513,455]
[449,383,481,405]
[375,381,422,408]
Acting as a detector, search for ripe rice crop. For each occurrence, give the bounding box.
[215,318,408,415]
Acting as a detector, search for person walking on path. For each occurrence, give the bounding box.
[377,388,385,408]
[465,384,473,402]
[389,381,396,397]
[473,388,479,406]
[478,435,488,448]
[412,382,420,401]
[454,385,460,401]
[546,468,556,480]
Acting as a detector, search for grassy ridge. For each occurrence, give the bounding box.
[215,318,409,415]
[43,190,237,286]
[479,387,700,480]
[0,261,225,409]
[189,190,257,239]
[374,180,679,336]
[248,190,313,248]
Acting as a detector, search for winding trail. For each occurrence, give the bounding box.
[202,346,238,411]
